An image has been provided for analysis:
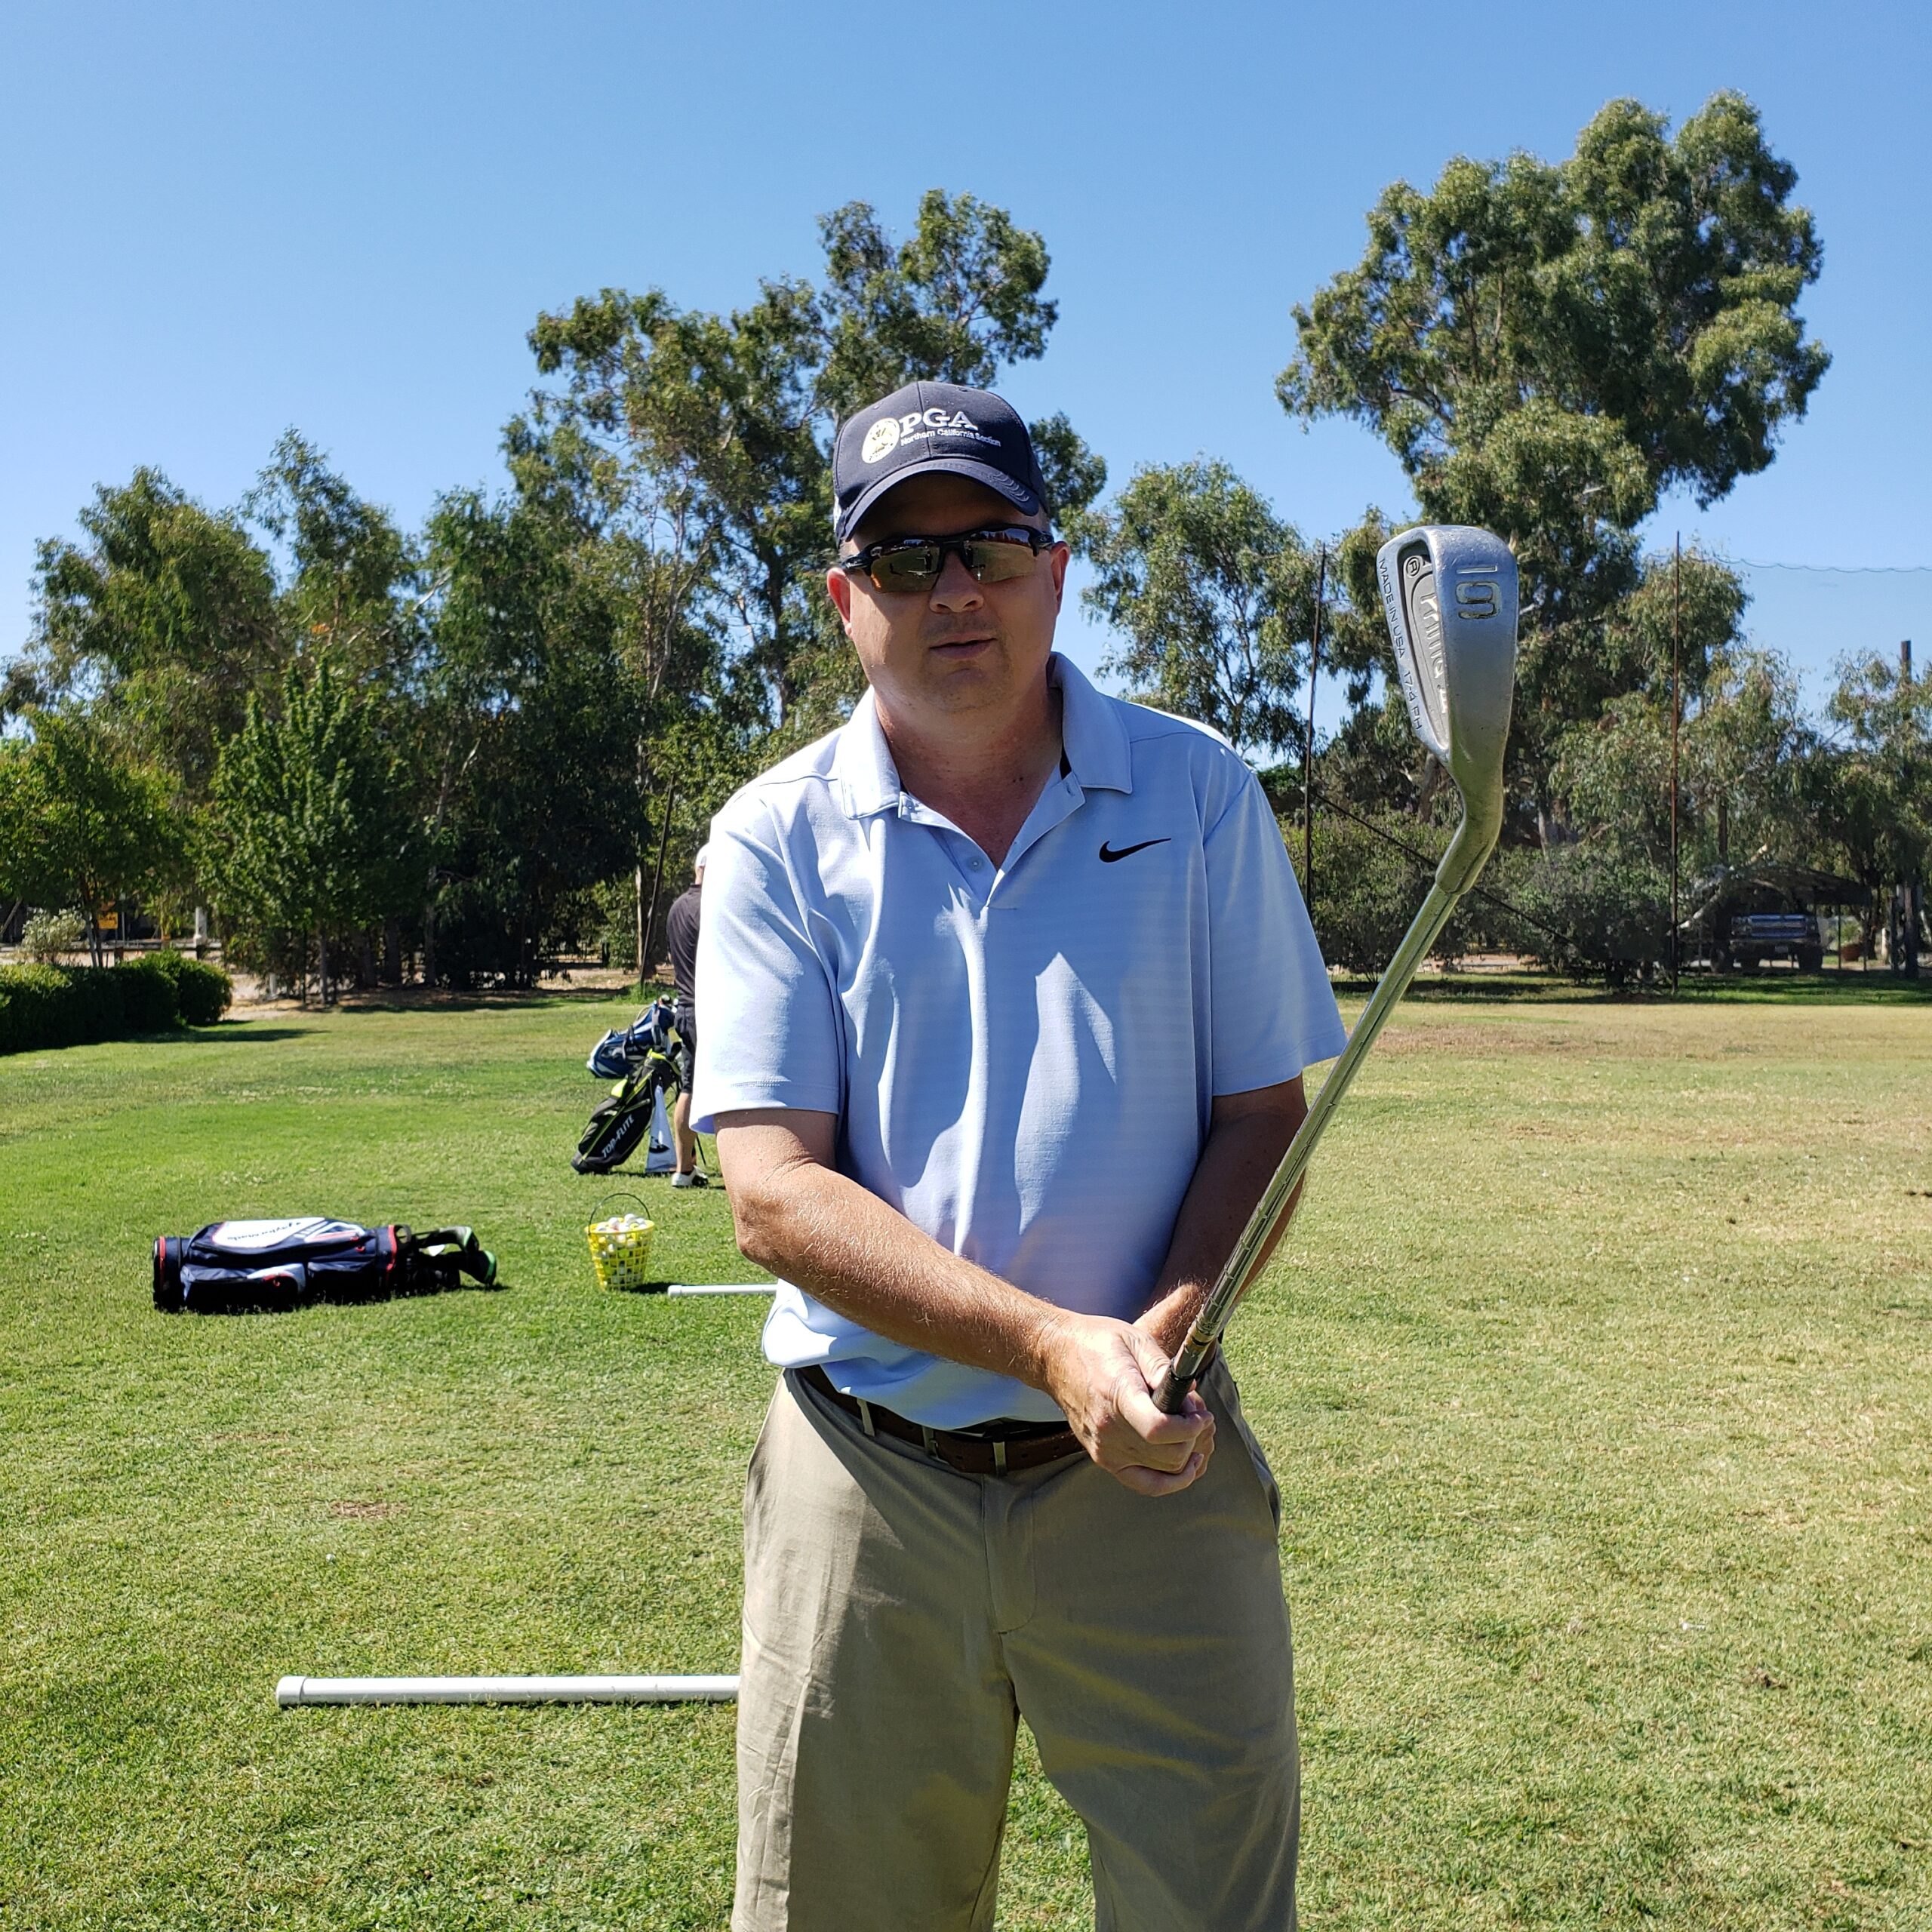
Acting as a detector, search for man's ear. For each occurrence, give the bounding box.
[1049,541,1069,614]
[825,564,856,632]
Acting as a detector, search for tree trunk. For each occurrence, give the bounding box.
[423,895,438,989]
[317,926,331,1007]
[358,931,377,990]
[193,906,210,958]
[383,918,402,986]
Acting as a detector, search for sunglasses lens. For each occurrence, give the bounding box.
[871,543,943,592]
[860,531,1042,592]
[961,537,1038,583]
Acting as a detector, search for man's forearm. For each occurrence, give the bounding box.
[1139,1079,1309,1356]
[716,1108,1225,1494]
[727,1134,1069,1392]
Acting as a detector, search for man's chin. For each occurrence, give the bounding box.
[922,663,1013,709]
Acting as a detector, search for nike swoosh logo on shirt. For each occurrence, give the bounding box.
[1098,838,1171,863]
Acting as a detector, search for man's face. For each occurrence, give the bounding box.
[825,472,1069,731]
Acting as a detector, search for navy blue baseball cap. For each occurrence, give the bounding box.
[833,381,1049,545]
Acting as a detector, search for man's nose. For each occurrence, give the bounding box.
[928,549,986,611]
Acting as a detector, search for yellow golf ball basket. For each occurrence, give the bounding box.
[586,1195,656,1292]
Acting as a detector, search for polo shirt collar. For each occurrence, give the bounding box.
[832,653,1133,820]
[1053,654,1133,795]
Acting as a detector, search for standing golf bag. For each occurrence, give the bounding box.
[153,1217,497,1313]
[573,999,685,1176]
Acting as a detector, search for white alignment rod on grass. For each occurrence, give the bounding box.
[276,1675,739,1706]
[665,1282,774,1296]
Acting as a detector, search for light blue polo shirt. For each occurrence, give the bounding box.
[693,654,1346,1428]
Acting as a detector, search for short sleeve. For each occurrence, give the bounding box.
[1203,768,1348,1094]
[691,811,844,1133]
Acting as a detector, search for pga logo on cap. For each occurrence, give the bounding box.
[860,406,982,465]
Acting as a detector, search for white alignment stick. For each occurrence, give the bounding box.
[276,1674,739,1706]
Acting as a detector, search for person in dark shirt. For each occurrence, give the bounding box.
[663,847,706,1186]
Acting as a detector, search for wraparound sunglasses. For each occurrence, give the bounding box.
[838,525,1056,594]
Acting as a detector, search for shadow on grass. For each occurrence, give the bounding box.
[159,1275,513,1318]
[118,1023,321,1045]
[321,984,663,1015]
[1331,970,1932,1008]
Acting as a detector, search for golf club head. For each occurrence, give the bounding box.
[1375,525,1518,891]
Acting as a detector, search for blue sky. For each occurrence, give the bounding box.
[2,0,1925,720]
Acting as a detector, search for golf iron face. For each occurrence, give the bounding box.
[1151,527,1518,1414]
[1378,525,1517,893]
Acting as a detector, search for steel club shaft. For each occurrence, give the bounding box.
[1151,523,1516,1416]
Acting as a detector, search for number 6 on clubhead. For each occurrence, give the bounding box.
[1153,525,1518,1414]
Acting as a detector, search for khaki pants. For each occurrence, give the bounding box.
[734,1362,1298,1930]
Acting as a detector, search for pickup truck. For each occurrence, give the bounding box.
[1727,912,1825,972]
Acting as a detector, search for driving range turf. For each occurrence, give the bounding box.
[2,983,1928,1929]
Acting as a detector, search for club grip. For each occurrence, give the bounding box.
[1152,1361,1194,1416]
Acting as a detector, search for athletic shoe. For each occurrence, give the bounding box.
[672,1171,709,1189]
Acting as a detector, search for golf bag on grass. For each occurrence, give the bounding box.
[154,1217,497,1314]
[573,999,685,1177]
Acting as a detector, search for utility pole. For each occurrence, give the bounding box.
[1302,546,1327,920]
[640,781,677,993]
[1671,536,1682,992]
[1904,642,1921,980]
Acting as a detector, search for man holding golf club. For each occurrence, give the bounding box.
[696,381,1349,1930]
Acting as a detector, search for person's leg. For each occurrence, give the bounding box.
[672,1085,699,1174]
[1001,1360,1299,1931]
[672,1016,704,1183]
[734,1374,1020,1932]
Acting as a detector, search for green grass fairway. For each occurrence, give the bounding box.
[4,990,1930,1928]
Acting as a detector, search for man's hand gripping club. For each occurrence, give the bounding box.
[1031,1310,1215,1496]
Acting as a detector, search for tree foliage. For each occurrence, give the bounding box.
[0,713,186,966]
[1079,461,1324,756]
[524,189,1103,725]
[414,488,665,985]
[1281,93,1826,811]
[1817,651,1931,969]
[208,656,411,1000]
[25,470,280,802]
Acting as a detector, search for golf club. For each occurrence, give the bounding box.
[1153,525,1518,1414]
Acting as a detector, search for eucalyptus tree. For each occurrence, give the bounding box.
[246,431,424,686]
[1079,460,1325,758]
[21,469,279,804]
[1818,648,1930,974]
[1281,91,1827,817]
[415,485,665,986]
[522,189,1104,729]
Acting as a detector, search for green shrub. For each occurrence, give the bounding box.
[20,910,85,963]
[0,964,73,1054]
[0,964,125,1054]
[137,948,232,1026]
[115,956,181,1032]
[63,968,127,1044]
[1518,844,1670,983]
[0,956,229,1054]
[171,958,232,1026]
[1292,808,1537,974]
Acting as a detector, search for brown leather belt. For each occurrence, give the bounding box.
[798,1366,1083,1477]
